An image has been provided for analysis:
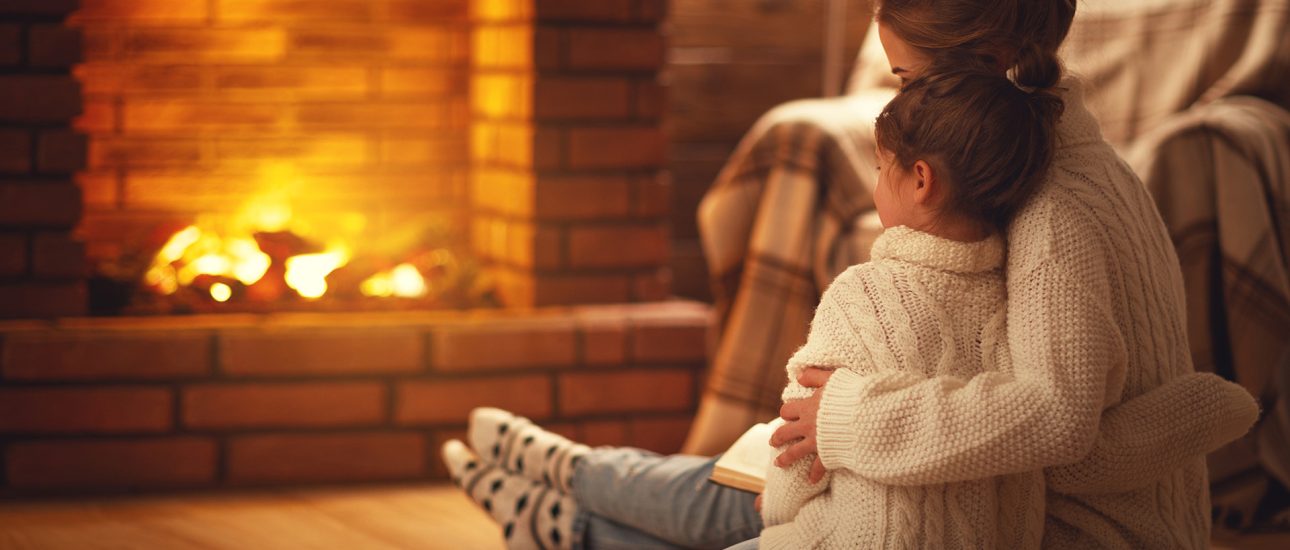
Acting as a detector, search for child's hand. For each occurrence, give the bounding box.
[771,367,835,483]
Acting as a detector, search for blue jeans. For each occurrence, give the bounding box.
[569,447,763,550]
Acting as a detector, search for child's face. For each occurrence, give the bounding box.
[874,147,919,229]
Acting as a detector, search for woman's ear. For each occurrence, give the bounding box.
[911,159,937,206]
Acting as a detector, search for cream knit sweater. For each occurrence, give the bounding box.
[760,226,1046,549]
[762,80,1233,549]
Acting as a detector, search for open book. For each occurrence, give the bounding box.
[709,417,786,493]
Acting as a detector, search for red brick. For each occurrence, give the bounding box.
[0,282,86,318]
[30,232,85,279]
[558,369,694,415]
[0,387,171,434]
[430,318,576,371]
[227,433,425,484]
[75,63,203,94]
[578,314,628,366]
[123,101,290,132]
[118,28,286,62]
[636,0,667,22]
[382,0,468,22]
[580,419,629,447]
[629,415,692,454]
[0,129,30,174]
[36,130,88,174]
[631,312,709,363]
[90,137,203,168]
[380,67,468,97]
[568,126,665,169]
[72,0,208,21]
[566,29,664,70]
[635,79,667,119]
[0,76,81,123]
[1,330,211,380]
[0,182,81,227]
[74,98,115,132]
[6,437,217,490]
[215,66,369,98]
[0,25,19,66]
[0,0,79,16]
[534,26,562,70]
[396,375,552,425]
[535,77,632,120]
[183,382,386,429]
[632,267,673,302]
[536,0,632,21]
[634,172,671,217]
[28,25,82,67]
[218,0,373,22]
[429,428,466,479]
[0,233,25,276]
[218,135,369,168]
[220,327,423,377]
[568,224,669,268]
[532,273,632,306]
[534,126,563,170]
[534,175,632,221]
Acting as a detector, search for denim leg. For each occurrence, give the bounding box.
[569,447,762,550]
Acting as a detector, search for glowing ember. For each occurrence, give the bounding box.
[283,247,349,299]
[210,282,232,302]
[360,263,428,298]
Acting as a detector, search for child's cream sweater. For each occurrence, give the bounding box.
[760,226,1044,549]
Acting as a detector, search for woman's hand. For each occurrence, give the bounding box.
[770,367,834,484]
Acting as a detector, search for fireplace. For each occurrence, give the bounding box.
[0,0,708,495]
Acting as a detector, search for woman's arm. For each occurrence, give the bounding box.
[1046,372,1258,494]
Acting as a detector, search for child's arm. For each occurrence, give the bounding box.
[812,206,1128,485]
[1046,372,1258,494]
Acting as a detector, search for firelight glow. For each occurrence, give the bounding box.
[359,262,428,298]
[210,282,232,303]
[283,247,350,299]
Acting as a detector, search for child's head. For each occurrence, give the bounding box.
[872,68,1064,237]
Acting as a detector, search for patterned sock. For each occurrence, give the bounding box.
[468,407,590,493]
[442,439,577,550]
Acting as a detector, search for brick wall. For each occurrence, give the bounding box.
[470,0,671,307]
[69,0,471,280]
[0,0,88,318]
[0,301,709,494]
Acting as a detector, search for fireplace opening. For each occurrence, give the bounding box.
[64,0,669,315]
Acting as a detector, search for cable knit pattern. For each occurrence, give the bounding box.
[761,226,1045,549]
[762,79,1219,550]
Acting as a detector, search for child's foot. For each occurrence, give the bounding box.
[468,407,590,493]
[442,439,577,550]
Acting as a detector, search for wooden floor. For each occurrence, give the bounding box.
[0,484,503,550]
[0,483,1287,549]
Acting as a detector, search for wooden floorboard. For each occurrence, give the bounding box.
[1,483,1287,549]
[0,484,504,550]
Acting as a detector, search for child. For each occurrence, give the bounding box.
[758,68,1064,549]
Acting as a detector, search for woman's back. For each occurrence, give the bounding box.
[1011,78,1207,548]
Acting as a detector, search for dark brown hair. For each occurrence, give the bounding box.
[874,69,1064,233]
[876,0,1076,90]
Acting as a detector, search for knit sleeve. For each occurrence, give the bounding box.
[1046,372,1259,494]
[814,211,1128,484]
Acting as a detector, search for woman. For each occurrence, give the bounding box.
[443,1,1257,548]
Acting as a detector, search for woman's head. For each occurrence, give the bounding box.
[873,69,1064,236]
[875,0,1075,89]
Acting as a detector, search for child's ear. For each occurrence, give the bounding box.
[911,160,936,205]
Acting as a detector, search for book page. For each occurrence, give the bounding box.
[710,417,786,493]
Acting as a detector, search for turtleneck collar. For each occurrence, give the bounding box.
[870,226,1004,273]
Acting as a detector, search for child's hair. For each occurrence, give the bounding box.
[875,0,1075,92]
[874,68,1064,233]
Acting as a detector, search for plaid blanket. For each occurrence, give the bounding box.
[683,93,890,455]
[1127,96,1290,522]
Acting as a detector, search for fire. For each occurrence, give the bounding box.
[283,246,350,300]
[360,263,428,298]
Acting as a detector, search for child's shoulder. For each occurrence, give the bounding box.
[820,259,908,302]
